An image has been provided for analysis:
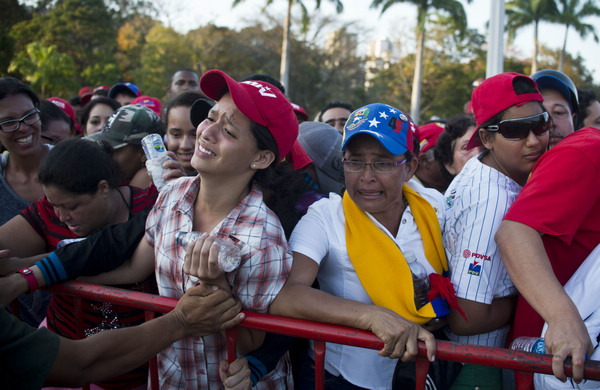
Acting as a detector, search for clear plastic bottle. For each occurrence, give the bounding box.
[405,250,430,309]
[175,232,242,272]
[141,134,170,192]
[510,337,546,354]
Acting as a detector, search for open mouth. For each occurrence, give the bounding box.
[15,134,33,144]
[197,143,216,156]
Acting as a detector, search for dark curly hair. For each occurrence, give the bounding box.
[80,97,121,134]
[318,101,354,122]
[250,122,308,238]
[577,89,598,130]
[0,77,39,107]
[434,113,477,182]
[38,138,122,194]
[164,91,207,125]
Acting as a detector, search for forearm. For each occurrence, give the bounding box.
[495,221,580,323]
[47,311,184,386]
[57,211,148,278]
[236,328,265,355]
[270,282,375,330]
[78,237,155,285]
[0,253,46,276]
[0,272,29,305]
[77,258,152,285]
[448,296,516,336]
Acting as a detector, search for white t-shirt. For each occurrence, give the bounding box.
[289,179,444,389]
[443,156,519,347]
[534,244,600,389]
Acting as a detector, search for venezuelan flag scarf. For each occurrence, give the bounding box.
[344,184,451,325]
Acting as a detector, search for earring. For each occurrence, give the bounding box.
[251,164,256,168]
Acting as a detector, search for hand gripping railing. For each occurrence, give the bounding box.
[47,281,600,390]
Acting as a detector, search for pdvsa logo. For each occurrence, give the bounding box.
[463,249,491,261]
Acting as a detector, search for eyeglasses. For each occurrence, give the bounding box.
[342,158,407,174]
[0,109,41,133]
[484,112,551,141]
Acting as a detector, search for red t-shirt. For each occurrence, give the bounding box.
[20,185,158,389]
[504,127,600,340]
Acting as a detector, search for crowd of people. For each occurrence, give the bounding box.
[0,66,599,390]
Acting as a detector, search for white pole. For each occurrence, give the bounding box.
[486,0,505,78]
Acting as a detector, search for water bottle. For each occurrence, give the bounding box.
[510,337,546,354]
[142,134,170,191]
[405,250,430,309]
[175,232,242,272]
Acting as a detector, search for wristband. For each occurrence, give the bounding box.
[17,268,39,293]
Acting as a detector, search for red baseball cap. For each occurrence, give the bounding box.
[200,69,298,159]
[93,85,110,93]
[47,97,82,134]
[418,121,445,154]
[290,102,309,121]
[131,96,162,117]
[467,72,543,150]
[78,87,93,105]
[286,140,313,170]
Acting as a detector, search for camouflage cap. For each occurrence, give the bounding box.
[85,105,163,149]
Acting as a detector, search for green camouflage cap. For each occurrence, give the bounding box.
[85,105,163,149]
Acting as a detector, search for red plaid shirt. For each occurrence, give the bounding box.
[146,176,293,389]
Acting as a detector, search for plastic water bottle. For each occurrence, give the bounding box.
[175,232,242,272]
[510,337,546,354]
[405,250,430,309]
[142,134,170,191]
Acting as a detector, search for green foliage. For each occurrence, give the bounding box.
[8,42,78,98]
[0,0,29,74]
[134,23,198,99]
[365,21,487,121]
[537,45,596,87]
[10,0,119,88]
[81,63,122,87]
[506,0,559,41]
[115,15,158,82]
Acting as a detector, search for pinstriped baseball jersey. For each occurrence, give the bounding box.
[443,156,519,347]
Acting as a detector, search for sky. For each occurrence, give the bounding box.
[159,0,600,85]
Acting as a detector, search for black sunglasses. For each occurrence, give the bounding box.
[484,112,551,141]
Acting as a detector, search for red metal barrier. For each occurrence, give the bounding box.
[48,281,600,389]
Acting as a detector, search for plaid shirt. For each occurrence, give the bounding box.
[146,176,293,389]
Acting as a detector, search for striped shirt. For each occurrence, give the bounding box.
[443,156,518,347]
[146,176,293,389]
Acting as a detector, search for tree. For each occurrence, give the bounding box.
[366,22,486,121]
[0,0,29,74]
[10,0,120,87]
[555,0,600,72]
[370,0,471,124]
[506,0,559,74]
[231,0,344,95]
[8,42,78,98]
[115,15,158,82]
[134,23,198,98]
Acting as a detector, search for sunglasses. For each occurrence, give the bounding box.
[484,112,551,141]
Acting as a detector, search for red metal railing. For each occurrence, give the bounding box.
[48,281,600,390]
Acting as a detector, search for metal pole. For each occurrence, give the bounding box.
[486,0,505,78]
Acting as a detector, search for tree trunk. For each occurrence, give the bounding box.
[410,28,425,125]
[559,25,569,72]
[280,0,292,95]
[532,20,539,74]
